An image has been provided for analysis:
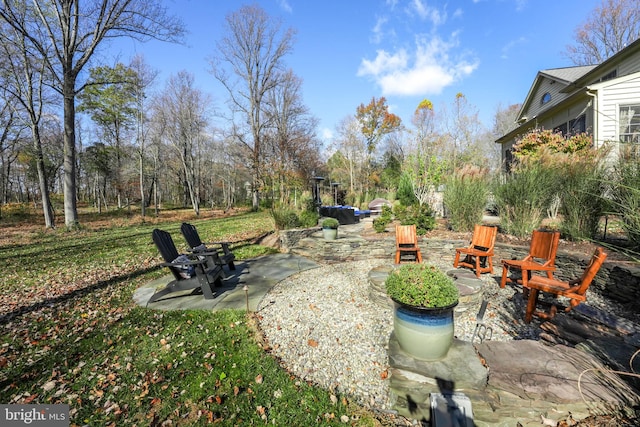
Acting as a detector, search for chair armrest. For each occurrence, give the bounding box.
[160,258,206,268]
[518,262,556,272]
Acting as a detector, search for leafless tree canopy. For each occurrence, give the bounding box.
[565,0,640,65]
[211,4,296,210]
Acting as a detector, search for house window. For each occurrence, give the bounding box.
[554,123,568,136]
[554,114,586,137]
[599,69,617,82]
[541,92,551,105]
[569,115,586,134]
[619,104,640,144]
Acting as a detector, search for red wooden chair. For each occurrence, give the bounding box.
[395,225,423,264]
[453,225,498,278]
[521,247,607,323]
[500,230,560,288]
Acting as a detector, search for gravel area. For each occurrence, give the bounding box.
[256,258,638,411]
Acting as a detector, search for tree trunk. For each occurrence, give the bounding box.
[31,124,55,228]
[63,79,79,228]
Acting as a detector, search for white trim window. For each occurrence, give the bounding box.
[619,104,640,144]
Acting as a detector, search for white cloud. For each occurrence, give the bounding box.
[371,16,389,44]
[278,0,292,13]
[500,36,527,59]
[410,0,445,26]
[358,34,478,96]
[321,127,334,141]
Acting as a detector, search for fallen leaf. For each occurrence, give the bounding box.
[255,374,263,384]
[42,380,56,392]
[380,369,389,380]
[308,339,318,347]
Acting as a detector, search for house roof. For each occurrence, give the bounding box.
[497,36,640,145]
[539,66,597,84]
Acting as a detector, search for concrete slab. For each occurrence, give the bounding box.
[133,253,320,312]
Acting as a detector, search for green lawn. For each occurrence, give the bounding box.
[0,210,381,426]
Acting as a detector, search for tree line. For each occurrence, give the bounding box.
[0,0,637,228]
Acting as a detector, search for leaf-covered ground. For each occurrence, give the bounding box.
[0,210,381,426]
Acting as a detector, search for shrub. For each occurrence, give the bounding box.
[380,204,393,222]
[493,157,558,238]
[611,151,640,250]
[299,210,319,228]
[385,263,459,308]
[372,204,394,233]
[443,166,490,232]
[394,204,435,235]
[270,209,300,230]
[397,172,418,206]
[373,218,388,233]
[557,155,608,241]
[321,217,339,229]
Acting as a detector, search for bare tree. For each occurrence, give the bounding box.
[0,20,56,227]
[328,116,367,195]
[263,69,320,205]
[441,93,485,170]
[565,0,640,65]
[153,71,210,216]
[130,55,157,217]
[0,0,184,228]
[211,4,296,211]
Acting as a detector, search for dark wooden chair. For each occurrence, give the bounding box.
[453,225,498,277]
[150,229,223,304]
[180,222,236,271]
[500,230,560,288]
[521,247,607,323]
[395,224,423,264]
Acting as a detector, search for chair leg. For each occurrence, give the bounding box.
[487,256,493,274]
[500,265,509,288]
[453,251,461,268]
[395,250,401,264]
[416,250,422,263]
[475,256,481,278]
[525,288,539,323]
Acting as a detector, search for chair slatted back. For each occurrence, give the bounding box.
[529,230,560,264]
[396,225,418,247]
[181,222,202,249]
[152,229,182,281]
[470,225,497,252]
[574,247,608,296]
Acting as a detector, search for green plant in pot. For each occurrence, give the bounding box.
[321,217,339,240]
[385,263,459,361]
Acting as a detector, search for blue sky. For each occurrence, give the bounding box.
[109,0,602,143]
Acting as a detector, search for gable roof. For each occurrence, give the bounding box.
[517,65,597,119]
[539,65,597,84]
[498,36,640,145]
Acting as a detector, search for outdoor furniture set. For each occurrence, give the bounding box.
[397,224,608,324]
[319,205,370,225]
[149,223,236,304]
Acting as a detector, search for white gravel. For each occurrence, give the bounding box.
[256,258,636,410]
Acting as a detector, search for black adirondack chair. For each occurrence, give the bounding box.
[149,229,224,304]
[180,222,236,271]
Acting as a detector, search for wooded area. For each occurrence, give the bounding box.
[0,1,638,231]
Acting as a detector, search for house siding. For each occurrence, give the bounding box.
[596,76,640,153]
[522,77,570,119]
[497,39,640,172]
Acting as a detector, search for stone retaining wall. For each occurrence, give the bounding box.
[279,228,640,311]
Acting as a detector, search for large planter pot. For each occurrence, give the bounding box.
[392,299,458,361]
[322,227,338,240]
